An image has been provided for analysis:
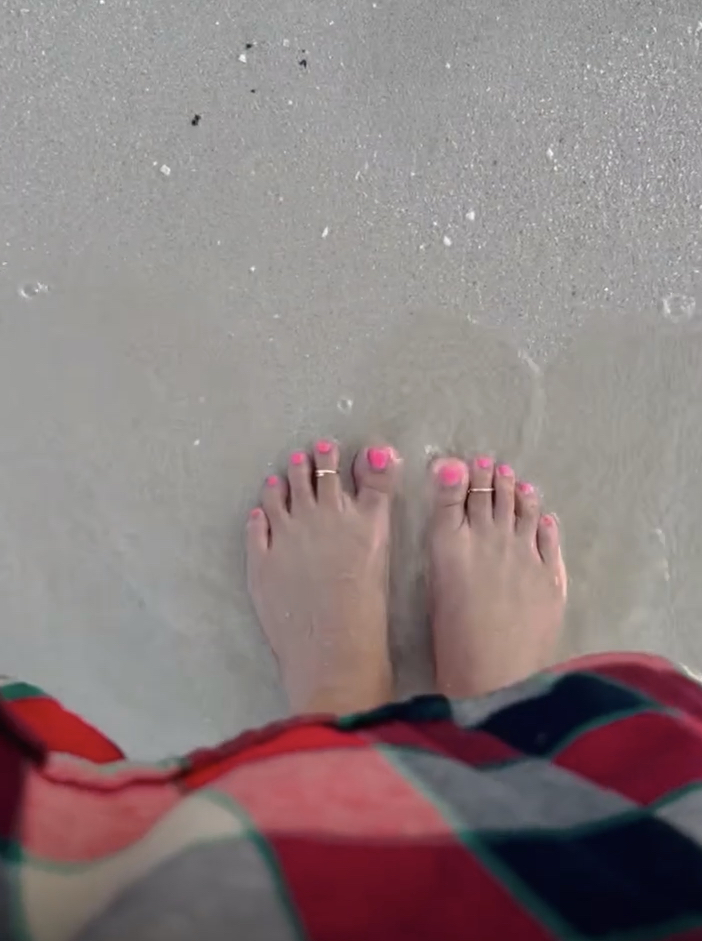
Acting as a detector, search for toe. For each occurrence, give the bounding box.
[262,473,289,526]
[494,463,516,527]
[515,480,540,542]
[466,456,495,527]
[288,450,315,513]
[536,513,561,566]
[313,439,343,509]
[353,445,400,514]
[246,506,270,553]
[430,458,469,530]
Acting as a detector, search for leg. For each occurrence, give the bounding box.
[428,455,567,697]
[246,441,400,716]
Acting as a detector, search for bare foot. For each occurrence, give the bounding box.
[246,441,400,716]
[428,456,567,698]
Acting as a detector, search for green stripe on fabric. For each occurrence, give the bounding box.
[337,695,451,730]
[447,670,559,725]
[390,705,671,775]
[525,671,559,692]
[246,832,307,941]
[457,831,582,940]
[545,705,672,762]
[486,704,674,770]
[0,682,47,702]
[0,838,23,864]
[480,807,647,845]
[453,839,702,941]
[650,779,702,812]
[375,744,580,940]
[576,670,662,710]
[232,819,307,941]
[8,789,255,875]
[0,840,33,941]
[600,914,702,941]
[193,790,307,941]
[7,864,32,941]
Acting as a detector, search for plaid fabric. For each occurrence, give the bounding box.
[1,654,702,941]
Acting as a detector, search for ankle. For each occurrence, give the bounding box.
[293,669,393,717]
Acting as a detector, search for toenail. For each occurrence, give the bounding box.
[290,452,306,466]
[316,440,333,454]
[367,446,390,471]
[518,481,534,494]
[266,475,279,487]
[439,463,464,487]
[477,456,493,469]
[249,507,264,519]
[497,463,513,477]
[541,514,555,527]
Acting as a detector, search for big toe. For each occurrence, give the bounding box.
[353,445,400,514]
[430,458,469,531]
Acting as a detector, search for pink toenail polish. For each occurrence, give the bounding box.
[497,463,513,477]
[541,514,554,526]
[477,457,493,469]
[266,475,279,487]
[518,481,534,494]
[290,451,306,466]
[316,440,333,454]
[367,447,389,471]
[439,463,464,487]
[249,507,264,520]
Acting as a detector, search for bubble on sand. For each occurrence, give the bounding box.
[337,396,354,415]
[18,281,48,299]
[662,294,696,323]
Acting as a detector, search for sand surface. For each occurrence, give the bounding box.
[1,0,702,755]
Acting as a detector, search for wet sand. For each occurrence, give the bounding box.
[1,1,701,754]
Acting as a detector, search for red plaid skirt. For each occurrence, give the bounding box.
[2,653,702,941]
